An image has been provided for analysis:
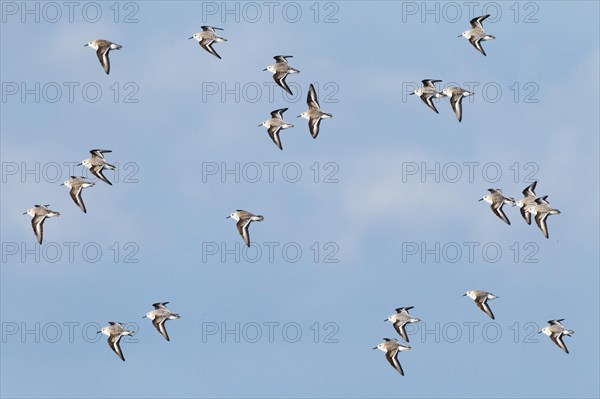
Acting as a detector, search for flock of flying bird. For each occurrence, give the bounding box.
[23,149,114,244]
[410,15,495,122]
[372,15,571,376]
[480,181,561,238]
[98,302,181,361]
[19,16,573,368]
[375,295,575,376]
[21,23,333,362]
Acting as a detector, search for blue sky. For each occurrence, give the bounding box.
[1,1,599,398]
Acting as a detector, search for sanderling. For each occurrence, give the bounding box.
[459,15,495,56]
[84,40,122,75]
[259,108,294,150]
[442,86,474,122]
[539,319,574,354]
[61,176,95,213]
[189,26,227,59]
[385,306,421,343]
[227,210,264,247]
[144,302,180,342]
[263,55,300,95]
[479,189,516,225]
[526,196,561,239]
[23,205,60,244]
[410,79,444,114]
[97,322,135,362]
[515,181,538,225]
[298,84,333,139]
[373,338,411,376]
[463,290,498,319]
[79,149,115,185]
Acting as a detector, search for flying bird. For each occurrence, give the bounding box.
[442,86,474,122]
[373,338,411,376]
[410,79,444,114]
[23,205,60,244]
[526,196,561,239]
[458,14,495,56]
[97,322,135,361]
[264,55,300,95]
[61,176,95,213]
[227,210,264,247]
[463,290,498,319]
[189,26,227,59]
[515,181,538,225]
[539,319,574,354]
[385,306,421,343]
[144,302,180,341]
[259,108,294,150]
[84,40,122,74]
[479,189,515,225]
[79,149,115,185]
[298,84,333,139]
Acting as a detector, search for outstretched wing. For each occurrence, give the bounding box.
[236,218,252,246]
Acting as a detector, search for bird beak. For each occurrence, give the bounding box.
[262,68,267,71]
[383,319,388,322]
[478,198,483,201]
[225,216,231,219]
[84,44,89,47]
[537,331,542,334]
[457,34,462,38]
[96,331,101,334]
[258,124,263,127]
[409,92,415,95]
[372,347,377,350]
[22,212,27,215]
[142,316,147,318]
[296,115,301,118]
[76,163,82,166]
[462,293,467,296]
[188,36,193,40]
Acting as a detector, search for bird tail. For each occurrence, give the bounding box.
[288,68,300,74]
[253,215,264,222]
[104,162,116,170]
